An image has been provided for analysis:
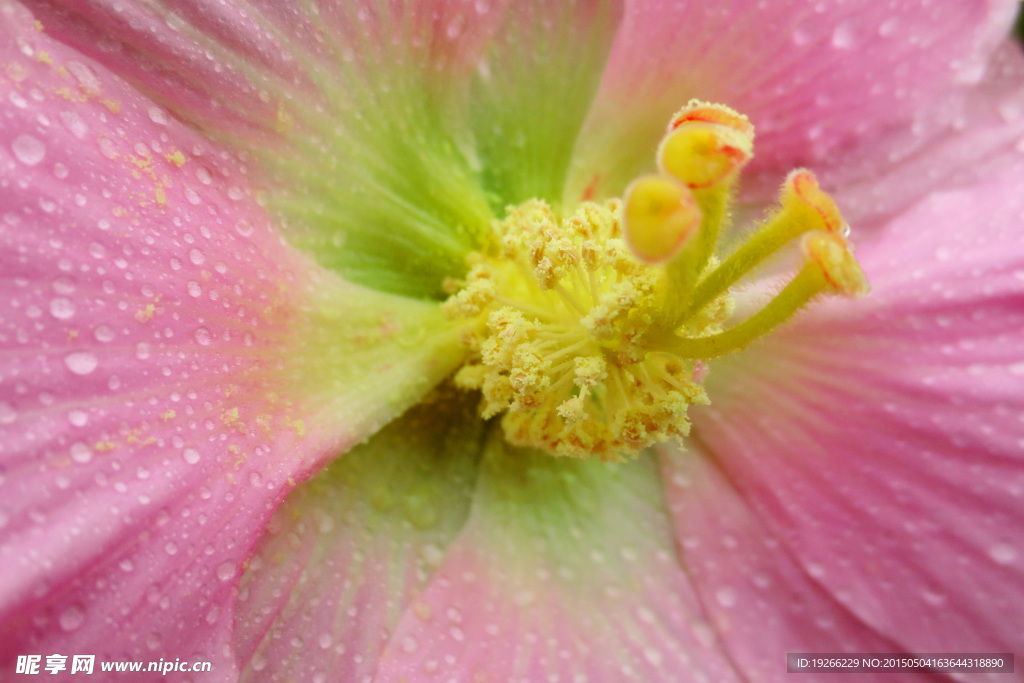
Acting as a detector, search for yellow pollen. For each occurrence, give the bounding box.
[446,102,868,461]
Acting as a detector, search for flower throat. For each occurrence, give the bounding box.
[445,101,868,462]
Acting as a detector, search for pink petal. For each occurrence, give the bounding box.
[373,440,742,682]
[659,447,937,682]
[0,7,463,671]
[31,1,627,296]
[568,0,1019,204]
[829,41,1024,228]
[679,160,1024,659]
[232,393,483,683]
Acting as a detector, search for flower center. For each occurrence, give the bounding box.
[445,101,868,461]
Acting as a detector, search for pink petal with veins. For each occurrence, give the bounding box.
[675,159,1024,667]
[0,4,463,671]
[569,0,1019,204]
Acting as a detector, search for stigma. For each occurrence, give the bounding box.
[445,101,868,462]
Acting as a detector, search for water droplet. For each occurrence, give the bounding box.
[165,541,178,555]
[831,22,856,49]
[148,106,168,125]
[878,17,899,37]
[64,352,98,375]
[216,562,235,582]
[318,633,332,649]
[59,605,86,631]
[449,626,465,642]
[235,219,254,236]
[70,443,92,464]
[715,587,737,607]
[94,325,115,342]
[990,543,1016,565]
[0,402,16,425]
[187,281,202,297]
[12,134,45,166]
[182,448,201,465]
[401,636,418,653]
[68,409,88,427]
[50,297,75,320]
[194,327,212,346]
[189,248,206,265]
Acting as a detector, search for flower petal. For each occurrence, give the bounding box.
[467,0,622,208]
[0,7,463,670]
[373,434,742,682]
[568,0,1019,203]
[232,390,483,682]
[660,447,939,682]
[30,0,502,297]
[830,40,1024,228]
[686,162,1024,656]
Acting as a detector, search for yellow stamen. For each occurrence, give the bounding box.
[446,101,867,461]
[682,169,846,320]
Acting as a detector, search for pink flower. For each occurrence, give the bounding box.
[2,1,1023,681]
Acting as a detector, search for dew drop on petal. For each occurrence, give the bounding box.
[0,402,15,425]
[235,219,254,236]
[990,543,1017,565]
[94,325,115,342]
[64,352,98,375]
[12,134,45,166]
[148,106,168,125]
[831,22,856,49]
[194,327,212,345]
[715,587,736,608]
[70,443,92,464]
[182,448,201,465]
[59,605,86,631]
[49,297,76,320]
[216,562,235,582]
